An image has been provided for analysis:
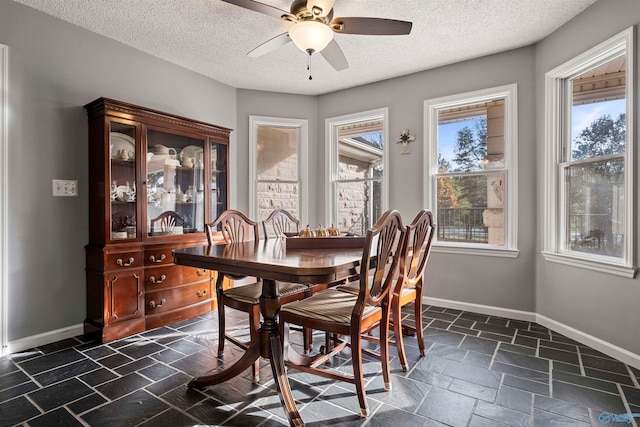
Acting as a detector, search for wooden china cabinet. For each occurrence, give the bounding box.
[84,98,230,342]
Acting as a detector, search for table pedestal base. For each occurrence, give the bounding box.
[188,278,304,427]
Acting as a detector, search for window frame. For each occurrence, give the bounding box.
[542,27,636,278]
[424,84,519,258]
[0,44,7,356]
[325,108,389,229]
[249,116,309,224]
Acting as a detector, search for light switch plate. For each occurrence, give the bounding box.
[52,179,78,196]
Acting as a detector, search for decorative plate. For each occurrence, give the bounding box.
[110,132,135,160]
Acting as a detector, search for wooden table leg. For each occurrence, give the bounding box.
[260,279,305,427]
[188,335,261,389]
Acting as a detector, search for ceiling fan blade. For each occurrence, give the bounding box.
[330,17,413,35]
[220,0,288,20]
[321,39,348,71]
[247,32,291,57]
[306,0,335,17]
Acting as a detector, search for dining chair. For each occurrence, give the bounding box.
[262,208,323,353]
[205,209,308,382]
[149,210,184,234]
[261,208,300,238]
[262,208,357,353]
[279,210,406,417]
[337,209,435,371]
[391,209,434,369]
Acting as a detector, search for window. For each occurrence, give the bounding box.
[326,109,388,234]
[543,28,635,277]
[424,85,518,257]
[249,116,308,228]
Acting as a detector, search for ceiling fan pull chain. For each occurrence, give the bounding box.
[307,50,313,80]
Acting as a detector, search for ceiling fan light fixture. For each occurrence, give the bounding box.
[288,20,334,54]
[307,0,335,17]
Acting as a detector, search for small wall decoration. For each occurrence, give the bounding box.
[397,129,415,154]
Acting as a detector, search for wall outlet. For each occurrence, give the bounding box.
[52,179,78,196]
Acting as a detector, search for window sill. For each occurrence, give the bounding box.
[541,251,637,278]
[432,243,519,258]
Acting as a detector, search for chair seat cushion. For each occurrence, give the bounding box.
[399,286,416,297]
[337,281,415,299]
[280,289,379,325]
[223,281,307,305]
[335,282,360,295]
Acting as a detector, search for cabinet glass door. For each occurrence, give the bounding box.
[146,129,205,237]
[109,122,137,240]
[211,143,228,220]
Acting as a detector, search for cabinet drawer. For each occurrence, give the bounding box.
[144,248,174,266]
[145,265,211,291]
[145,282,212,315]
[106,251,143,271]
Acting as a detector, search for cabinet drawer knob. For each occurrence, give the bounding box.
[196,289,207,297]
[196,269,207,276]
[149,298,166,308]
[116,257,135,267]
[149,254,166,263]
[149,275,167,284]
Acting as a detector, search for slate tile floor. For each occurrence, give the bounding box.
[1,305,639,426]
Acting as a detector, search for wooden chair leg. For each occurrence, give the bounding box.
[414,288,425,357]
[303,327,312,354]
[381,308,392,391]
[393,303,408,371]
[351,329,368,417]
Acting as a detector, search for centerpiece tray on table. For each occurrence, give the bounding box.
[284,232,365,249]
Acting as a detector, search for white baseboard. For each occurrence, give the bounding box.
[536,315,640,371]
[424,296,640,371]
[5,323,84,356]
[424,296,537,322]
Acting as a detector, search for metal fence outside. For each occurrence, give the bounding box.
[437,207,488,243]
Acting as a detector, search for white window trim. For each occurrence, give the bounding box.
[542,27,636,279]
[423,84,519,258]
[324,108,389,226]
[248,116,309,225]
[0,44,7,356]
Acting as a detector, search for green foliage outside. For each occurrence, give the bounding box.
[438,118,488,241]
[569,113,626,257]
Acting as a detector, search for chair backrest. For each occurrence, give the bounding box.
[149,211,184,233]
[206,210,260,245]
[262,209,300,238]
[396,210,435,294]
[355,210,405,313]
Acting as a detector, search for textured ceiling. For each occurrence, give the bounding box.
[14,0,598,95]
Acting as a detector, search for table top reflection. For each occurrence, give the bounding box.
[173,238,363,284]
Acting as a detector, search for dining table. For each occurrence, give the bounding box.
[172,237,363,427]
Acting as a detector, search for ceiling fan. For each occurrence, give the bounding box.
[221,0,413,73]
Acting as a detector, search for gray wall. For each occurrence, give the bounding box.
[316,47,538,312]
[535,0,640,355]
[237,48,539,313]
[0,1,236,340]
[235,90,318,218]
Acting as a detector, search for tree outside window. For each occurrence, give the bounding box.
[425,84,518,256]
[543,27,635,277]
[436,102,504,245]
[566,95,626,257]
